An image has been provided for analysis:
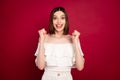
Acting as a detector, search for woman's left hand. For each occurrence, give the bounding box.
[72,30,80,44]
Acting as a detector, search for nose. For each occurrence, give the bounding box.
[57,18,61,24]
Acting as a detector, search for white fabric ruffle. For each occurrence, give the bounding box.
[34,42,84,67]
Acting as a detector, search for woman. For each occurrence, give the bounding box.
[35,7,85,80]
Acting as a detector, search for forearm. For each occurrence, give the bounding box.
[36,41,46,70]
[74,41,85,71]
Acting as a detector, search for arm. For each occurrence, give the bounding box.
[36,40,46,70]
[72,30,85,71]
[74,39,85,71]
[35,28,47,70]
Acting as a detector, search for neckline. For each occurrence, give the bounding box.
[44,43,73,45]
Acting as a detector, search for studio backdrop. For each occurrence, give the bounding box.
[0,0,119,80]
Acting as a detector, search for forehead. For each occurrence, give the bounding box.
[54,11,65,16]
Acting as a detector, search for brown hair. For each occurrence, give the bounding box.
[49,7,69,35]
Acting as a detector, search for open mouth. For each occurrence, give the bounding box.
[56,24,63,29]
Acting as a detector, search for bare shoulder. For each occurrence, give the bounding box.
[64,34,73,43]
[65,34,72,38]
[44,34,51,42]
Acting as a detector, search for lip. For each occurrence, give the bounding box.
[56,24,63,28]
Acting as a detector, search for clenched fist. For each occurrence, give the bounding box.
[72,30,80,44]
[38,28,47,42]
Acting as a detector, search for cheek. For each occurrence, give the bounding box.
[53,20,57,24]
[62,20,66,24]
[53,21,57,28]
[52,21,55,25]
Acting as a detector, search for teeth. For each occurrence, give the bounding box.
[57,24,61,26]
[56,24,62,28]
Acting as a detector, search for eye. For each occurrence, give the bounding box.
[61,16,65,20]
[53,17,57,20]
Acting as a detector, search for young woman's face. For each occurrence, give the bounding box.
[53,11,66,33]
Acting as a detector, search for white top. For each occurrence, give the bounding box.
[35,42,84,67]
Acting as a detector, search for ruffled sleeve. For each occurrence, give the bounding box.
[72,40,84,67]
[78,41,84,56]
[34,42,40,56]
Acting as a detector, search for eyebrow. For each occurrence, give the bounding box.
[53,15,65,17]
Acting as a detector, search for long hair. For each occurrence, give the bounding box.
[49,7,69,35]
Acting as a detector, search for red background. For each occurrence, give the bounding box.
[0,0,120,80]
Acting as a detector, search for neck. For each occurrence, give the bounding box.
[54,31,64,38]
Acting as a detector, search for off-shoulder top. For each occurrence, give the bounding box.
[34,42,84,67]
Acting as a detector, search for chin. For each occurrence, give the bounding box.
[55,29,64,32]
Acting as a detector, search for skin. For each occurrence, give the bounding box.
[36,11,85,71]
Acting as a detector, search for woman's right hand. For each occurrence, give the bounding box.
[38,28,47,42]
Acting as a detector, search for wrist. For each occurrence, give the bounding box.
[39,38,44,43]
[73,39,79,44]
[39,40,44,47]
